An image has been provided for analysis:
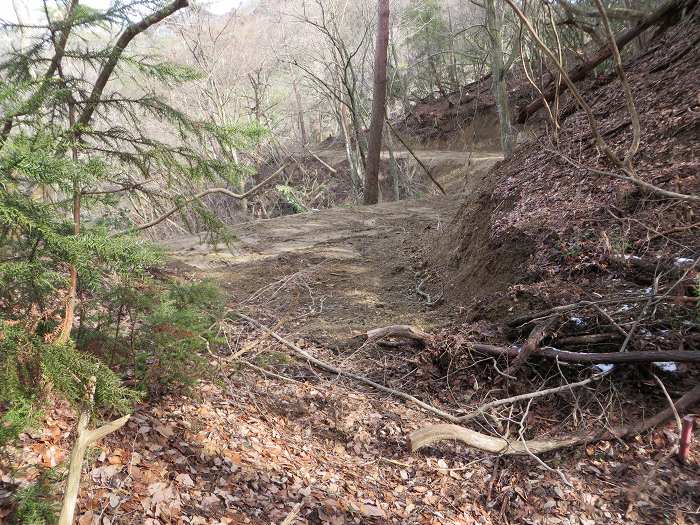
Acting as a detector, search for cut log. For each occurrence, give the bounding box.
[517,0,688,123]
[409,383,700,453]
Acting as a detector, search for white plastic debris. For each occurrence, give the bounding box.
[569,317,585,327]
[593,363,615,373]
[619,304,633,312]
[653,361,679,373]
[674,257,694,268]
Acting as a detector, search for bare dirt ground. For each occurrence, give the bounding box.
[165,153,501,343]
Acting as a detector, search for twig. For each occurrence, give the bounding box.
[237,361,305,385]
[280,502,303,525]
[652,373,682,433]
[517,399,572,486]
[457,372,608,424]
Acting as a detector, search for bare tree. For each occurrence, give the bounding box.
[364,0,391,204]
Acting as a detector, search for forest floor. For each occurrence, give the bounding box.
[6,150,696,524]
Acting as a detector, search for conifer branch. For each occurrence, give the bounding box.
[76,0,189,130]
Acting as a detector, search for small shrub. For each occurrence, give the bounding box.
[138,280,224,396]
[0,397,39,447]
[12,477,57,525]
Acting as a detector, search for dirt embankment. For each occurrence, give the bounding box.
[431,15,699,324]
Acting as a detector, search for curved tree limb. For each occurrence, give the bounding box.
[410,383,700,453]
[76,0,189,129]
[115,163,287,235]
[517,0,686,124]
[505,0,699,202]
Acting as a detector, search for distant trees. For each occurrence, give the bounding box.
[403,0,453,97]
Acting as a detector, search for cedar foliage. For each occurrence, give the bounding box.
[0,0,256,455]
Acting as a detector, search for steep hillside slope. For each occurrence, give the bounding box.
[436,12,699,332]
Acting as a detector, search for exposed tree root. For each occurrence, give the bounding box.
[409,384,700,454]
[59,377,130,525]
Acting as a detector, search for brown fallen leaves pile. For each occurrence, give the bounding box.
[2,329,698,525]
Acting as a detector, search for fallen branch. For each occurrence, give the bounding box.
[384,118,446,195]
[456,372,608,425]
[507,296,655,327]
[231,313,458,422]
[58,377,130,525]
[281,502,303,525]
[410,383,700,453]
[504,319,554,375]
[555,332,623,345]
[307,150,338,174]
[470,342,700,364]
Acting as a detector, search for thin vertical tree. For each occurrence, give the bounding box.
[485,0,514,158]
[363,0,391,205]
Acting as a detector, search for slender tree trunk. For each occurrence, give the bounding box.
[57,102,80,344]
[364,0,390,205]
[485,0,514,157]
[291,69,308,147]
[339,105,361,189]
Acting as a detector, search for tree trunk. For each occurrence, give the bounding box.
[291,68,308,147]
[363,0,390,205]
[485,0,514,158]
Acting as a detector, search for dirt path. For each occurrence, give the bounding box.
[148,153,520,524]
[314,148,502,166]
[166,153,501,343]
